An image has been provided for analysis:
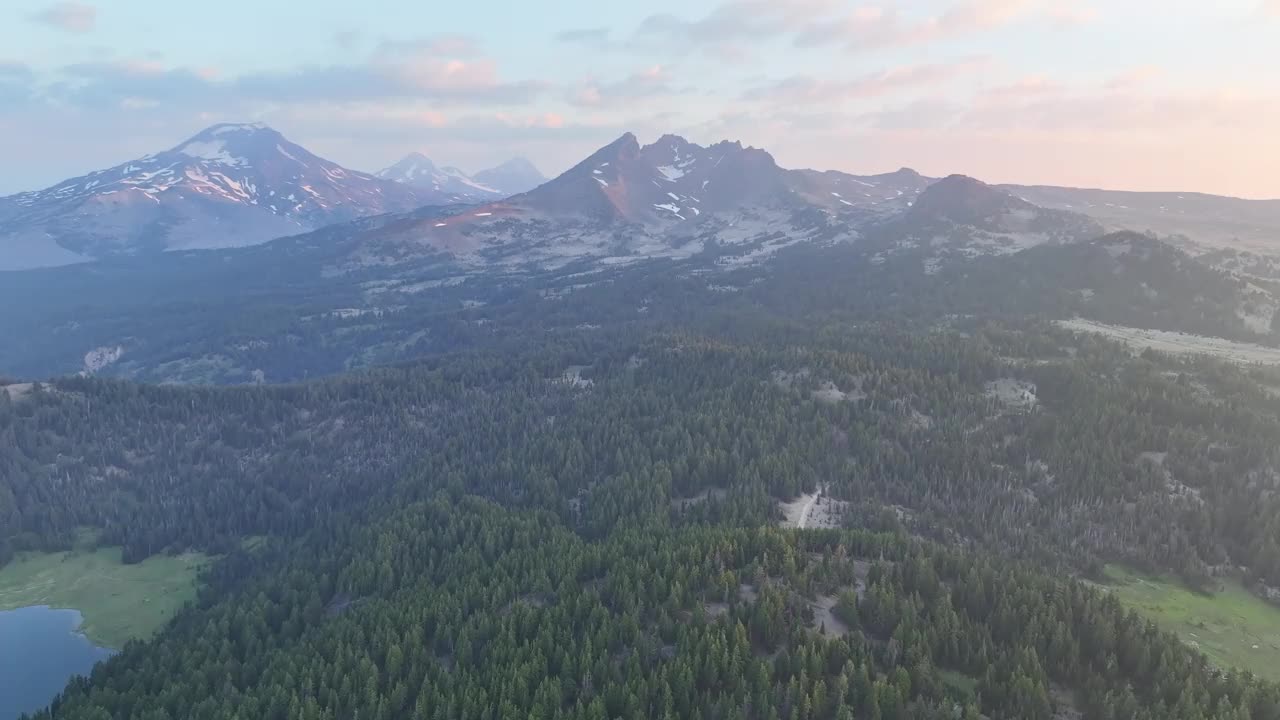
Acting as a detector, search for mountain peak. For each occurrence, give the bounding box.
[600,132,641,160]
[376,153,502,199]
[644,134,694,152]
[473,157,546,196]
[488,156,538,172]
[184,122,280,143]
[911,175,1027,224]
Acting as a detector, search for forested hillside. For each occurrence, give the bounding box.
[8,241,1280,717]
[35,499,1280,720]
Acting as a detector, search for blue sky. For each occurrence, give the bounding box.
[2,0,1278,197]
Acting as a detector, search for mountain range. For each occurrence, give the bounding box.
[374,153,546,201]
[3,123,1278,274]
[310,132,1108,276]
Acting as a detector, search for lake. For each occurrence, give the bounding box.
[0,606,115,720]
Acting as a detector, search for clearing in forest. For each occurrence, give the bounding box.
[1102,565,1280,682]
[1059,318,1280,365]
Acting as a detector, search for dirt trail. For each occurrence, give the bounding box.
[797,488,822,529]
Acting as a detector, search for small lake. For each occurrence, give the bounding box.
[0,606,115,720]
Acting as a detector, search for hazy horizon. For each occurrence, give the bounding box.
[2,0,1278,199]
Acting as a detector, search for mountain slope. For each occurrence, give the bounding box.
[0,123,448,270]
[932,230,1277,341]
[1004,183,1280,256]
[472,157,546,195]
[865,174,1104,266]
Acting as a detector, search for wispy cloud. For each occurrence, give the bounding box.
[332,30,363,50]
[1105,65,1163,91]
[555,28,612,47]
[374,34,481,59]
[743,57,990,105]
[1044,5,1100,27]
[569,65,680,107]
[39,49,544,110]
[28,1,97,33]
[795,0,1034,51]
[619,0,839,58]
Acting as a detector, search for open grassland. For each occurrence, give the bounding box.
[1103,565,1280,682]
[1059,319,1280,365]
[0,547,210,649]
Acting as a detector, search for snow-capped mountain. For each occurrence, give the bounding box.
[376,154,547,200]
[472,158,546,196]
[375,153,502,202]
[0,123,450,270]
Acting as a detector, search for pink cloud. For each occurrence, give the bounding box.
[390,57,507,94]
[986,75,1062,98]
[569,65,678,108]
[493,112,566,129]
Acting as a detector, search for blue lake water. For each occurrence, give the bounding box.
[0,606,115,720]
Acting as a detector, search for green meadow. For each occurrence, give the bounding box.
[0,547,210,649]
[1104,565,1280,682]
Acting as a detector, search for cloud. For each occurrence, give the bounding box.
[1044,5,1100,27]
[1263,0,1280,16]
[556,28,612,47]
[569,65,681,107]
[1105,65,1163,91]
[939,82,1280,137]
[37,51,544,110]
[0,62,36,107]
[794,0,1085,51]
[332,30,362,50]
[28,2,97,33]
[562,0,1063,59]
[985,75,1062,98]
[374,34,481,59]
[859,99,963,130]
[743,57,990,105]
[0,62,35,80]
[630,0,839,57]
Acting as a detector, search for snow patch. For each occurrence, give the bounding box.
[179,139,247,167]
[657,165,685,182]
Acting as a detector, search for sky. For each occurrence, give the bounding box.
[1,0,1278,198]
